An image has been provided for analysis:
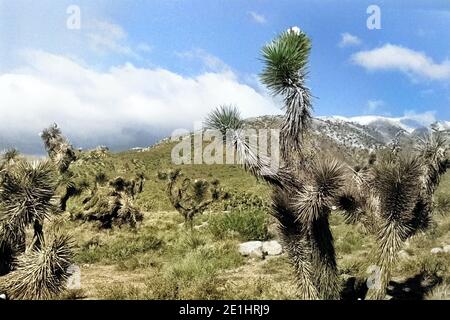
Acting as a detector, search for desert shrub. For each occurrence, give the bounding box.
[434,194,450,216]
[335,230,365,254]
[222,191,269,211]
[209,208,269,241]
[76,233,163,264]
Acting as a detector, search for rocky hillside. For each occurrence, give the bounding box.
[244,115,450,150]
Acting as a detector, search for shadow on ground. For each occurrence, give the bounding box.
[341,272,442,300]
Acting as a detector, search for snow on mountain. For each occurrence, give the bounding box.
[245,114,449,150]
[319,115,426,133]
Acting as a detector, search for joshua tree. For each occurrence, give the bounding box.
[339,132,449,299]
[41,124,79,212]
[0,161,57,252]
[0,159,74,299]
[205,27,449,300]
[1,148,19,167]
[41,123,77,174]
[206,28,341,299]
[160,169,222,228]
[78,175,144,229]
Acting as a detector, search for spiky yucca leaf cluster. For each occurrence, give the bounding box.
[0,154,74,299]
[204,105,244,138]
[1,148,19,167]
[0,160,57,250]
[260,28,311,96]
[261,28,313,160]
[0,235,73,300]
[271,158,346,299]
[294,159,346,224]
[41,123,76,174]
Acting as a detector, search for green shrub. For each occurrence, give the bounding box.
[76,233,163,264]
[435,194,450,216]
[209,208,269,241]
[222,191,269,211]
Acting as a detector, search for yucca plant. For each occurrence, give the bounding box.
[0,159,74,299]
[204,105,244,140]
[41,124,81,212]
[340,133,449,299]
[160,169,222,228]
[260,27,312,163]
[206,27,449,300]
[41,123,76,175]
[1,148,19,166]
[0,160,57,251]
[204,28,346,299]
[78,175,144,228]
[0,234,74,300]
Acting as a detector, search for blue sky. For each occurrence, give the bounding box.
[0,0,449,153]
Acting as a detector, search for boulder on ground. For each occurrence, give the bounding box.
[238,241,263,258]
[262,240,283,256]
[431,247,444,254]
[239,240,283,258]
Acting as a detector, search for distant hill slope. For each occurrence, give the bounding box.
[244,115,450,150]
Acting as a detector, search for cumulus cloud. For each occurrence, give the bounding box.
[352,44,450,81]
[0,51,278,154]
[339,33,361,48]
[248,11,267,24]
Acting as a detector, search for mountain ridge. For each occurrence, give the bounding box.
[243,114,450,150]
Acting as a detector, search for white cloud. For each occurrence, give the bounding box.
[352,44,450,81]
[366,99,384,113]
[0,51,278,153]
[176,49,230,72]
[402,110,436,126]
[136,43,153,53]
[86,20,151,60]
[248,11,267,24]
[339,33,361,48]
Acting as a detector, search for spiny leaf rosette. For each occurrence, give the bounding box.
[206,27,449,300]
[0,156,75,299]
[0,235,74,300]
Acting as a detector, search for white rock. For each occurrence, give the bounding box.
[431,247,444,254]
[443,245,450,253]
[239,241,263,258]
[0,294,6,300]
[262,240,283,256]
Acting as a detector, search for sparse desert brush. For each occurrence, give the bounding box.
[209,208,269,241]
[222,191,268,211]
